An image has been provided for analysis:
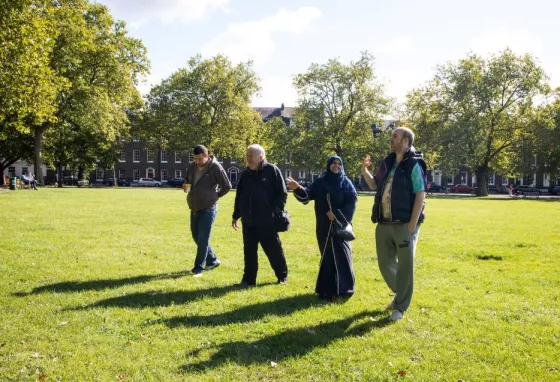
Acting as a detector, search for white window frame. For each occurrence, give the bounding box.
[160,169,168,181]
[488,173,495,186]
[447,177,454,185]
[432,170,442,186]
[118,169,126,179]
[133,169,140,182]
[147,150,154,163]
[119,149,126,162]
[285,153,292,164]
[174,151,181,163]
[543,173,550,187]
[96,168,104,181]
[160,150,167,163]
[188,153,193,163]
[21,166,28,176]
[285,169,291,179]
[298,171,306,179]
[8,167,16,176]
[229,167,239,182]
[133,136,140,142]
[461,172,468,185]
[174,170,182,178]
[216,156,223,164]
[133,150,140,163]
[502,176,509,186]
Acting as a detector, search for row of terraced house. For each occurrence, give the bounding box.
[4,104,560,191]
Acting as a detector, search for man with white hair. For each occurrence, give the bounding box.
[232,144,288,287]
[361,127,427,321]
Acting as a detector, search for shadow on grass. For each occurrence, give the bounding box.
[67,283,275,311]
[180,310,391,372]
[161,294,321,328]
[13,271,191,296]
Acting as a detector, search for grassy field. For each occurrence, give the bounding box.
[1,188,559,381]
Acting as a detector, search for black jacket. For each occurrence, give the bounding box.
[233,160,287,227]
[372,147,427,223]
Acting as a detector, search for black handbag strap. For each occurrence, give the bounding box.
[327,193,349,228]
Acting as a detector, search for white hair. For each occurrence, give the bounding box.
[247,144,266,158]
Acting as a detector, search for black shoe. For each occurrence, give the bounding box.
[276,278,288,284]
[236,280,255,288]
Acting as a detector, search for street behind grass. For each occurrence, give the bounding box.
[1,189,559,380]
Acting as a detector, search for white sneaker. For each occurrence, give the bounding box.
[390,310,403,321]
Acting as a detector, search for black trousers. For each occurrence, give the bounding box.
[242,224,288,284]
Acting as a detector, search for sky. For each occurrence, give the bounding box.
[96,0,560,107]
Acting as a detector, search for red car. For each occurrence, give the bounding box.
[451,184,473,193]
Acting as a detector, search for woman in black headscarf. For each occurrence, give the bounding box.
[287,156,358,300]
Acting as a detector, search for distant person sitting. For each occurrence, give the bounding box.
[28,173,38,190]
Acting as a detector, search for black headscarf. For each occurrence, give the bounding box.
[321,156,357,196]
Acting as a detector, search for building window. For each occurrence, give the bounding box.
[461,172,468,185]
[188,153,193,163]
[312,172,319,181]
[175,151,181,163]
[119,149,126,162]
[432,171,441,185]
[285,153,292,164]
[133,169,140,182]
[285,169,291,179]
[502,176,509,185]
[447,177,454,185]
[488,173,495,186]
[133,150,140,162]
[472,175,476,186]
[298,171,306,179]
[8,167,16,176]
[133,136,140,142]
[229,167,239,182]
[161,169,168,181]
[21,166,28,176]
[543,173,551,187]
[527,173,535,186]
[216,156,223,164]
[146,168,155,179]
[160,150,167,163]
[174,170,182,178]
[147,150,154,163]
[118,169,126,179]
[96,168,104,181]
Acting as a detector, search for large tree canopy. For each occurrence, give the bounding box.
[407,49,549,195]
[143,55,261,159]
[292,52,389,177]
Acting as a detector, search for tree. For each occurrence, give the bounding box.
[21,0,149,184]
[292,51,389,177]
[144,55,261,159]
[406,49,549,196]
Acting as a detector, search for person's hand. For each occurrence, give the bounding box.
[232,219,240,230]
[286,176,300,191]
[326,210,336,222]
[408,222,416,235]
[362,154,372,170]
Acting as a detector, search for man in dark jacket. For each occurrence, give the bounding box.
[361,127,427,321]
[185,145,231,276]
[232,144,288,286]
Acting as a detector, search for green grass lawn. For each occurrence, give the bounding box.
[1,188,559,381]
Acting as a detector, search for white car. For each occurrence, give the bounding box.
[138,178,162,187]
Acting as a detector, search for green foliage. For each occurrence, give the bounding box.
[0,190,559,380]
[407,49,550,195]
[143,55,261,159]
[293,52,390,176]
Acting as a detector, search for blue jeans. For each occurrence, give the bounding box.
[190,208,218,271]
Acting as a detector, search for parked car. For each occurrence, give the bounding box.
[451,184,473,193]
[427,182,445,192]
[514,185,541,195]
[138,178,161,187]
[549,185,560,195]
[77,180,90,187]
[166,177,185,188]
[103,178,130,187]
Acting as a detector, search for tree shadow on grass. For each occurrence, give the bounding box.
[161,294,321,328]
[13,271,191,296]
[66,283,275,311]
[180,310,391,372]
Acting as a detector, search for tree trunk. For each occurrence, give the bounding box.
[57,164,63,188]
[34,124,48,185]
[475,166,489,196]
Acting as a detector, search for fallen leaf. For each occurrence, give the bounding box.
[397,370,407,376]
[270,361,277,368]
[346,356,352,361]
[140,334,146,339]
[124,341,131,346]
[388,361,394,367]
[116,375,125,380]
[369,316,377,322]
[407,319,414,323]
[58,321,69,326]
